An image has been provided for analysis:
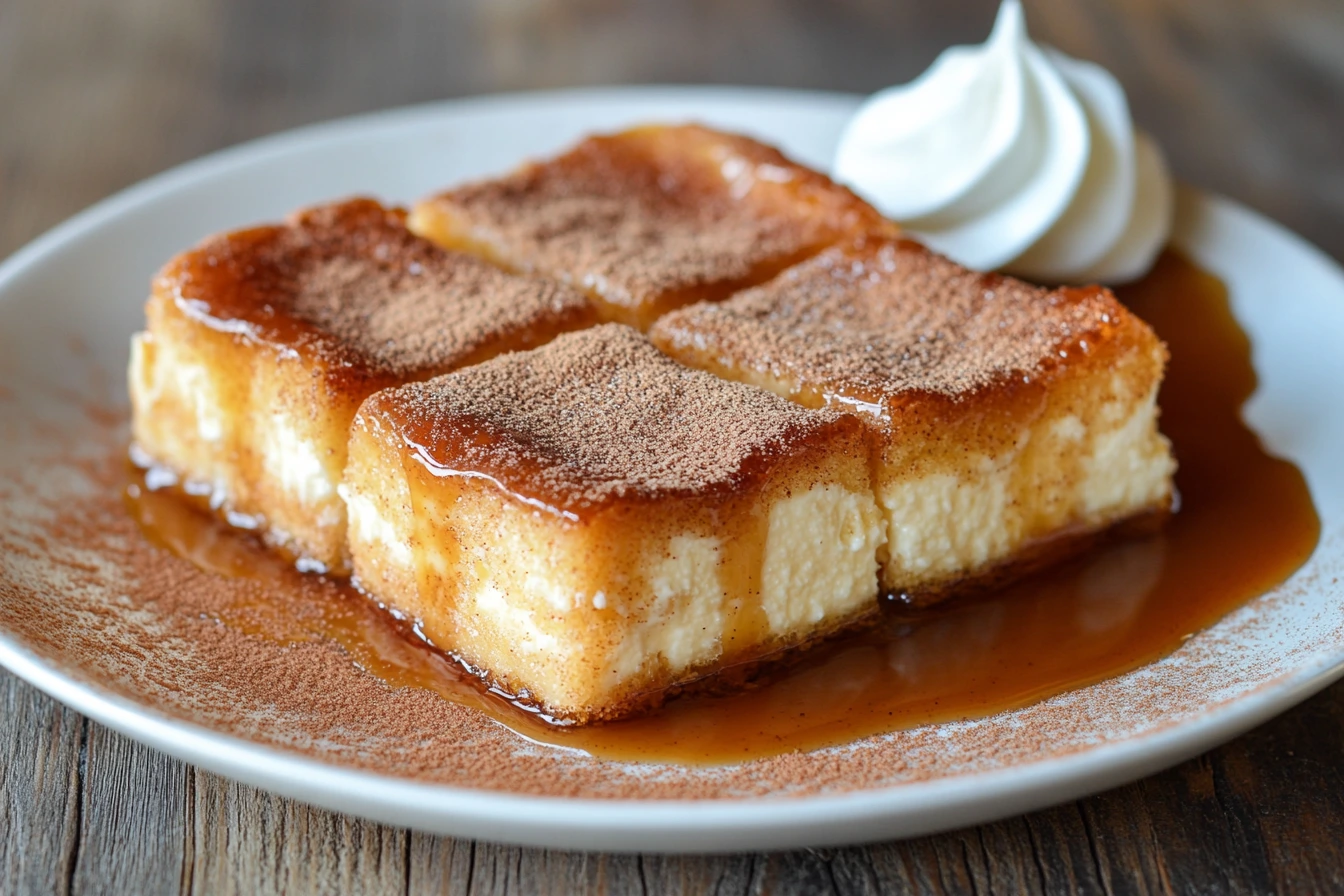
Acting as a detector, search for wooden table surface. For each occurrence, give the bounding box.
[3,1,1343,892]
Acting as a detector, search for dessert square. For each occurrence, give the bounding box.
[342,324,886,721]
[650,238,1177,601]
[129,198,596,572]
[409,124,895,330]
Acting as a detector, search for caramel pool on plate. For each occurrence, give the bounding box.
[128,251,1320,765]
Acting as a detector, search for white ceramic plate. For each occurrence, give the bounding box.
[1,87,1343,853]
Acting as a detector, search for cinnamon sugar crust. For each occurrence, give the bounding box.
[370,323,856,518]
[161,197,596,381]
[650,237,1150,412]
[410,125,895,329]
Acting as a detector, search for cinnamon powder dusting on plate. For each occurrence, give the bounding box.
[0,345,1335,801]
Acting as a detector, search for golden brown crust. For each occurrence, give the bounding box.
[357,323,862,520]
[155,197,596,384]
[650,236,1165,419]
[411,125,896,329]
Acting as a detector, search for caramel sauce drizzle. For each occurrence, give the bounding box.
[126,251,1320,765]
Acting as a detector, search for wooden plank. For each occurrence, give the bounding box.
[0,676,83,896]
[634,853,759,896]
[186,772,407,896]
[1215,681,1344,892]
[1074,790,1169,895]
[68,726,190,896]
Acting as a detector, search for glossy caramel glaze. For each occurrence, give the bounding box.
[127,251,1320,764]
[156,197,594,384]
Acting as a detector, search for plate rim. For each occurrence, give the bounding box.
[2,85,1342,852]
[2,624,1342,852]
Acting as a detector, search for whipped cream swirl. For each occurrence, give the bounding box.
[834,0,1172,284]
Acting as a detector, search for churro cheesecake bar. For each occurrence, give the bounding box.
[129,198,595,572]
[651,237,1176,602]
[410,124,895,329]
[342,325,886,721]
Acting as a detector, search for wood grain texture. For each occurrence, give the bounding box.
[2,0,1343,893]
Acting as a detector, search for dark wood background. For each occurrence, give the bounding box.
[3,1,1343,892]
